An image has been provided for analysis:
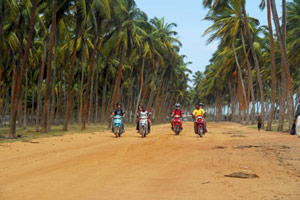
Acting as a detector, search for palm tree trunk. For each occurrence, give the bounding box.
[111,44,125,110]
[23,68,28,129]
[232,44,248,123]
[88,56,97,124]
[82,39,99,130]
[101,70,108,123]
[55,71,63,125]
[242,3,265,127]
[10,0,38,138]
[36,40,48,130]
[78,54,85,124]
[94,61,100,124]
[278,70,286,131]
[142,72,148,105]
[266,0,277,131]
[152,70,166,121]
[42,0,57,133]
[63,21,80,131]
[134,56,145,123]
[31,82,35,126]
[270,0,294,129]
[147,62,159,111]
[49,33,58,130]
[240,28,255,124]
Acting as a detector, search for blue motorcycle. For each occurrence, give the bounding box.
[112,115,124,137]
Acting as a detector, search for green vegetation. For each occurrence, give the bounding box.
[0,0,299,141]
[193,0,300,132]
[0,0,191,139]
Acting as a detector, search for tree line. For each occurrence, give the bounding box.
[193,0,300,131]
[0,0,192,138]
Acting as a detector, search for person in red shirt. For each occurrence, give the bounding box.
[171,103,184,130]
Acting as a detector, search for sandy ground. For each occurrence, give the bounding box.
[0,122,300,200]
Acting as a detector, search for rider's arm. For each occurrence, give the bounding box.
[110,112,114,118]
[192,110,196,118]
[171,110,175,117]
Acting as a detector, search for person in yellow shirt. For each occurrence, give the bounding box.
[193,103,207,132]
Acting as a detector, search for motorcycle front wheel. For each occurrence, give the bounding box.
[115,126,119,137]
[175,125,180,135]
[198,126,203,137]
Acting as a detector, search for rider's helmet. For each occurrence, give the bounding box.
[116,102,122,107]
[175,103,180,108]
[198,102,204,107]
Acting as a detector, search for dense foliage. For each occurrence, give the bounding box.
[0,0,192,137]
[193,0,300,131]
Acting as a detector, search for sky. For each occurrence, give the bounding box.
[135,0,283,78]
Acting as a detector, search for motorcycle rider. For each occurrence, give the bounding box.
[136,105,143,133]
[192,103,207,132]
[137,106,151,133]
[110,102,126,132]
[171,103,184,130]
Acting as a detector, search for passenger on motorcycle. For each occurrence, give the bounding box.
[171,103,184,130]
[136,105,143,133]
[137,106,151,133]
[192,103,207,132]
[110,102,126,132]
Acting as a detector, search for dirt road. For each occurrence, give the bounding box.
[0,122,299,200]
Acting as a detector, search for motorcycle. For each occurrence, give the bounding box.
[195,115,206,137]
[138,111,150,138]
[172,115,182,135]
[112,115,124,137]
[297,116,300,137]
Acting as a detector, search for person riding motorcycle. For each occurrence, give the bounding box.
[136,105,143,133]
[110,102,125,132]
[192,103,207,132]
[171,103,184,130]
[137,106,151,133]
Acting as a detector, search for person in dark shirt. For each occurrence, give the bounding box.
[256,116,262,132]
[110,102,125,131]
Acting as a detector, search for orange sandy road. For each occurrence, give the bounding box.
[0,122,300,200]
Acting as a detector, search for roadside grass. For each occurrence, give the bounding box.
[0,122,146,144]
[248,121,290,132]
[0,124,111,143]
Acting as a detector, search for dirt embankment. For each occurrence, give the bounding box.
[0,122,299,200]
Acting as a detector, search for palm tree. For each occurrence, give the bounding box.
[10,0,38,138]
[270,0,294,130]
[260,0,277,130]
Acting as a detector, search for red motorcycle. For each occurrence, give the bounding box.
[172,115,182,135]
[195,115,206,137]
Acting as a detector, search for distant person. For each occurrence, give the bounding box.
[256,116,262,132]
[295,98,300,136]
